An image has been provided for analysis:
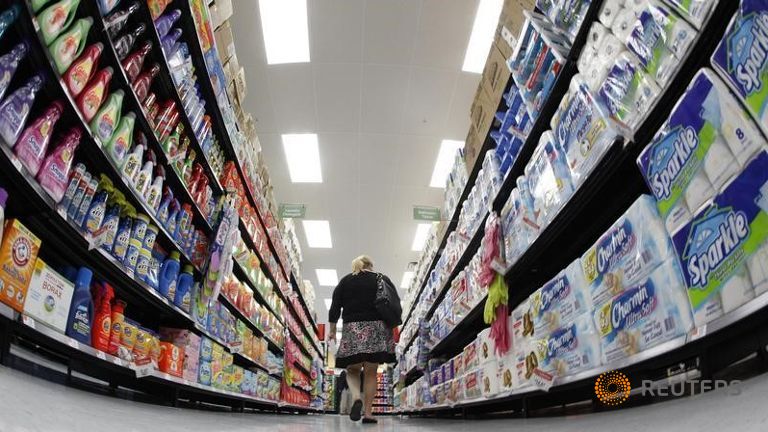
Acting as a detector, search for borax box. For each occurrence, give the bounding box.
[24,260,75,333]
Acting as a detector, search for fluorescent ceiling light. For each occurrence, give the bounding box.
[282,134,322,183]
[400,271,415,289]
[316,269,339,286]
[430,140,465,188]
[411,223,433,252]
[258,0,310,64]
[324,298,332,310]
[462,0,503,73]
[302,220,332,248]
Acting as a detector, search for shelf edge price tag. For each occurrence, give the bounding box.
[688,325,707,342]
[22,315,35,329]
[96,351,106,361]
[134,358,154,378]
[230,342,243,354]
[530,368,555,392]
[68,339,79,350]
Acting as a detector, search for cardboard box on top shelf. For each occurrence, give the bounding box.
[498,0,534,49]
[480,43,510,105]
[235,67,248,101]
[494,33,515,60]
[463,124,485,170]
[214,20,236,64]
[470,85,496,139]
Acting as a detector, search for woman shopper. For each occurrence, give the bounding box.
[328,255,399,424]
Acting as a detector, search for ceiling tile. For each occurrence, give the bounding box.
[359,133,402,185]
[309,0,365,63]
[266,64,318,132]
[363,0,423,65]
[401,68,457,135]
[314,65,362,133]
[445,72,482,139]
[412,0,478,69]
[360,65,410,133]
[394,135,440,188]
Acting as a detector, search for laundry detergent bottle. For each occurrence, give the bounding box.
[90,89,123,143]
[106,112,135,167]
[121,40,152,83]
[107,299,126,355]
[49,17,93,74]
[0,75,45,146]
[158,251,180,300]
[91,282,114,352]
[114,24,146,60]
[66,267,94,345]
[37,127,82,202]
[0,5,20,41]
[104,1,140,39]
[38,0,82,45]
[154,9,181,38]
[76,67,113,123]
[14,100,65,175]
[63,43,103,97]
[0,43,29,101]
[174,264,193,312]
[120,138,144,182]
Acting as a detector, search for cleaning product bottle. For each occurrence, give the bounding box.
[0,75,45,146]
[100,194,121,253]
[143,93,159,127]
[160,28,182,54]
[104,1,139,38]
[132,63,159,103]
[62,43,103,97]
[113,24,145,60]
[187,163,204,196]
[161,123,181,158]
[175,204,191,243]
[37,127,82,202]
[84,175,111,233]
[154,9,181,38]
[174,135,189,173]
[91,282,113,352]
[120,139,144,183]
[165,199,179,236]
[157,109,179,142]
[125,213,148,271]
[0,43,29,101]
[133,153,154,196]
[38,0,82,45]
[66,170,91,220]
[146,165,164,211]
[111,205,134,261]
[158,251,180,300]
[107,299,126,355]
[97,0,122,16]
[0,5,20,41]
[90,89,123,143]
[49,17,93,74]
[180,150,195,183]
[153,99,175,137]
[156,186,173,224]
[14,100,64,175]
[0,187,7,247]
[66,267,93,345]
[76,67,113,123]
[174,264,193,312]
[106,112,135,167]
[121,40,152,83]
[74,177,98,226]
[136,248,151,282]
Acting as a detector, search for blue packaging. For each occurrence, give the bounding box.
[530,314,602,377]
[200,336,213,361]
[598,51,662,132]
[529,260,590,336]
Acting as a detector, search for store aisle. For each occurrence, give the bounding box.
[0,365,766,432]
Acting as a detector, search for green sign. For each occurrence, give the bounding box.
[413,205,441,222]
[279,203,306,219]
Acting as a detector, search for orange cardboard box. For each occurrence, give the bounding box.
[0,220,42,312]
[159,342,185,378]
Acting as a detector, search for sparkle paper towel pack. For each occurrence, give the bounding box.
[711,1,768,137]
[637,68,767,234]
[671,150,768,327]
[593,259,693,364]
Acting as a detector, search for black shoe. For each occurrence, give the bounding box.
[349,400,363,421]
[362,417,378,424]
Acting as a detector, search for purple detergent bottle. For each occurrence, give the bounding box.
[0,75,45,146]
[0,43,29,102]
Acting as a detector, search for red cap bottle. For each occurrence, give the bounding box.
[63,43,103,97]
[121,40,152,83]
[132,63,160,103]
[76,66,113,122]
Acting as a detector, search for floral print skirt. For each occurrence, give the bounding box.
[336,320,396,368]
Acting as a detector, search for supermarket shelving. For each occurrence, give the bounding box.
[217,294,284,355]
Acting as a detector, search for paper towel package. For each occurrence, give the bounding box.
[551,76,621,188]
[672,150,768,327]
[712,1,768,137]
[529,259,591,334]
[581,195,676,306]
[594,259,693,364]
[525,132,575,227]
[637,68,767,234]
[531,314,602,377]
[665,0,717,29]
[598,51,662,131]
[536,0,592,41]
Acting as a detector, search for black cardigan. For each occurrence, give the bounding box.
[328,271,396,323]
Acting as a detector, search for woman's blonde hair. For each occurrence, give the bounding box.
[351,255,374,275]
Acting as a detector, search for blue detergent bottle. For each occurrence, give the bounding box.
[158,251,180,301]
[174,264,193,312]
[66,267,93,345]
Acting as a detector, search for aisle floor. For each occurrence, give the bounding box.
[1,365,767,432]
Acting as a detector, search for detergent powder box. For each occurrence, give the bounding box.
[672,150,768,326]
[581,195,676,306]
[23,259,74,333]
[0,220,42,312]
[638,69,767,234]
[712,1,768,138]
[594,259,693,364]
[530,314,602,377]
[529,259,591,335]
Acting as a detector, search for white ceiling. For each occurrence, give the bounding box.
[230,0,482,323]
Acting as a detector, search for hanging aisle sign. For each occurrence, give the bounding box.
[413,205,441,222]
[279,203,306,219]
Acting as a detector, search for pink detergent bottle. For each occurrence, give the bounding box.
[37,127,82,202]
[14,100,65,175]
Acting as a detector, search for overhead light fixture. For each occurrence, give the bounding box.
[411,223,433,251]
[462,0,503,73]
[430,140,465,188]
[258,0,310,64]
[316,269,339,286]
[324,298,332,310]
[302,220,332,248]
[400,271,415,289]
[282,134,322,183]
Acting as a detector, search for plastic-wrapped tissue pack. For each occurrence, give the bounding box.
[664,0,717,30]
[593,259,693,364]
[637,68,767,234]
[581,195,676,306]
[524,131,575,227]
[671,150,768,327]
[598,51,662,131]
[529,259,591,335]
[529,315,602,378]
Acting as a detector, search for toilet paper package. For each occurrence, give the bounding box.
[711,1,768,138]
[599,0,625,28]
[593,259,693,364]
[665,0,717,30]
[598,51,662,131]
[551,77,621,189]
[581,195,676,306]
[671,150,768,326]
[501,188,529,266]
[525,132,575,227]
[529,259,591,334]
[637,68,766,234]
[536,0,592,41]
[530,314,603,377]
[612,7,639,42]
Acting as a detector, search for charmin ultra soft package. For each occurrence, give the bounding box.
[529,259,591,336]
[672,150,768,327]
[530,314,602,377]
